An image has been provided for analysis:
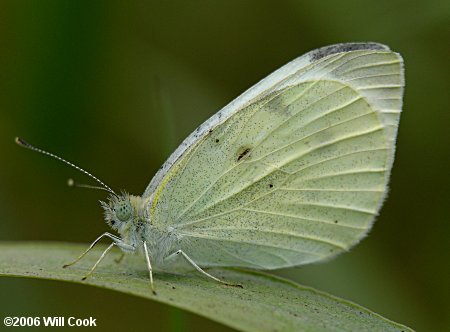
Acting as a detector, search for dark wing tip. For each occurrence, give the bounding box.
[309,42,390,61]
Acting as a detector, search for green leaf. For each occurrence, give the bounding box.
[0,242,412,332]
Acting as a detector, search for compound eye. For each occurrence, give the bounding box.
[114,201,132,221]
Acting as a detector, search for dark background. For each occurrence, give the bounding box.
[1,1,449,331]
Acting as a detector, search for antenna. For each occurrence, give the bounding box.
[67,178,114,193]
[15,137,117,196]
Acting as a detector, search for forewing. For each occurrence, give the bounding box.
[146,43,404,269]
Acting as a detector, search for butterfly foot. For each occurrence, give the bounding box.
[227,282,243,289]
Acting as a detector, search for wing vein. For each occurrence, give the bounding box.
[291,147,389,175]
[296,168,386,182]
[358,84,402,90]
[241,208,367,229]
[188,227,346,250]
[279,188,383,193]
[345,72,399,81]
[250,115,381,163]
[180,233,326,256]
[340,60,401,76]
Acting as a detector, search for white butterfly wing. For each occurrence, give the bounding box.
[144,43,404,269]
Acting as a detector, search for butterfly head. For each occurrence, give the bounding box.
[101,192,136,232]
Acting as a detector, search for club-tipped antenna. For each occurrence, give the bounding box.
[67,178,114,193]
[15,137,117,196]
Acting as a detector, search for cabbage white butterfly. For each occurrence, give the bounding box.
[17,42,404,294]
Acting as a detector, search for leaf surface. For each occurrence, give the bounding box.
[0,242,412,332]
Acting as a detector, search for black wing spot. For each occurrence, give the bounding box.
[309,43,388,61]
[269,184,274,188]
[215,139,220,143]
[237,147,251,161]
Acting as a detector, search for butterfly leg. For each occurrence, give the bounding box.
[81,242,115,280]
[142,241,157,295]
[63,232,135,281]
[166,250,243,288]
[63,232,125,268]
[80,239,134,281]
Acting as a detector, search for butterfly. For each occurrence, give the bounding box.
[17,42,404,294]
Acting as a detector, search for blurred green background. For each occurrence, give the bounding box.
[1,1,449,331]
